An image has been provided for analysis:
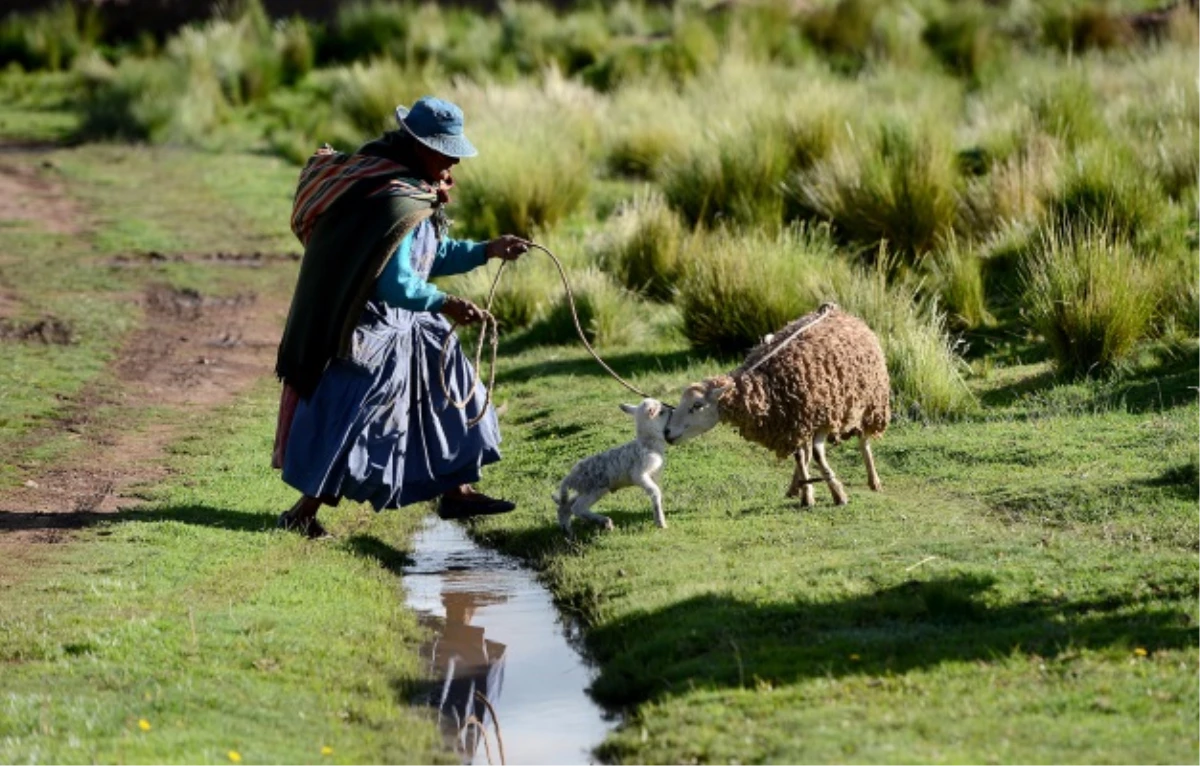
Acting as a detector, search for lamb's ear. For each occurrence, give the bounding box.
[707,382,733,401]
[619,403,638,415]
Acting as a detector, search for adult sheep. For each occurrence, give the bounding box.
[664,303,890,506]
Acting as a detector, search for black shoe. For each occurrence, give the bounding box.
[277,511,334,540]
[436,493,517,520]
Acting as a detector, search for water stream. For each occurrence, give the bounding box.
[403,515,615,765]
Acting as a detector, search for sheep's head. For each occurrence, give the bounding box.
[664,379,731,444]
[620,398,671,442]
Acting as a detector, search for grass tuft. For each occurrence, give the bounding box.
[1021,222,1159,378]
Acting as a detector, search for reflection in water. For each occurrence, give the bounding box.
[404,516,614,765]
[421,590,509,763]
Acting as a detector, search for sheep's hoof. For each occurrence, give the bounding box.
[600,518,615,531]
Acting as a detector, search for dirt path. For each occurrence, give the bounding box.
[0,155,291,553]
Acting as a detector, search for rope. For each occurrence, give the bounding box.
[738,302,837,376]
[439,242,654,427]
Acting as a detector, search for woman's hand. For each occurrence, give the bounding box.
[440,295,485,325]
[486,234,530,261]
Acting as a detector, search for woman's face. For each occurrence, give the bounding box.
[413,143,459,200]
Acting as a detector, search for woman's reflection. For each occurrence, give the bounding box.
[422,587,508,763]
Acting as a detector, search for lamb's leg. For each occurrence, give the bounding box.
[634,473,667,529]
[556,494,574,533]
[860,434,882,492]
[812,431,848,506]
[571,489,614,530]
[787,445,816,507]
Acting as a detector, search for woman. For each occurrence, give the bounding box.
[273,96,528,538]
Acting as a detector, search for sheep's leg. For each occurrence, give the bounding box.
[860,435,882,492]
[787,445,816,507]
[571,489,614,530]
[634,473,667,529]
[812,431,848,506]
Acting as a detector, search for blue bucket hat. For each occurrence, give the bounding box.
[394,96,477,159]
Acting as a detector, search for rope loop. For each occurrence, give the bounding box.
[438,242,654,426]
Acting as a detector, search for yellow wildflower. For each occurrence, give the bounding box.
[849,654,861,661]
[228,751,242,763]
[138,719,151,732]
[1133,647,1148,657]
[321,746,334,756]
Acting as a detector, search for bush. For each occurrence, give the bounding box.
[677,225,848,354]
[830,259,975,420]
[323,0,412,63]
[1021,223,1159,377]
[593,191,685,301]
[0,2,101,72]
[791,118,959,265]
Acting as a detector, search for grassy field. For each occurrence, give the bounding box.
[0,0,1197,763]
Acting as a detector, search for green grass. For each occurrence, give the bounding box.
[0,385,448,764]
[465,343,1198,764]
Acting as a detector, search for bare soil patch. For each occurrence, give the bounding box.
[108,250,301,268]
[0,159,86,235]
[0,281,287,549]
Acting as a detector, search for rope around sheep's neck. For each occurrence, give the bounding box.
[438,242,654,427]
[737,302,837,376]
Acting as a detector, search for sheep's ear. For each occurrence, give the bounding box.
[707,383,733,401]
[619,403,638,415]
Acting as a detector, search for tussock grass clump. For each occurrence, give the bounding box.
[530,267,650,348]
[322,0,414,63]
[677,226,848,354]
[1045,147,1165,243]
[661,77,849,231]
[1042,5,1134,53]
[453,125,590,240]
[925,233,994,332]
[959,133,1061,238]
[593,191,685,301]
[1031,71,1107,148]
[801,0,882,71]
[1021,223,1159,378]
[830,260,975,420]
[76,54,227,144]
[922,2,1005,83]
[661,123,791,230]
[791,118,959,265]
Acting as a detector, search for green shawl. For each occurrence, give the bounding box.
[276,135,437,398]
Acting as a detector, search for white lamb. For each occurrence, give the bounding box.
[552,398,670,532]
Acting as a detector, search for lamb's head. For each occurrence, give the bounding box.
[664,378,732,445]
[619,398,671,444]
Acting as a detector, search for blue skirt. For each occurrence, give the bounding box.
[282,300,501,510]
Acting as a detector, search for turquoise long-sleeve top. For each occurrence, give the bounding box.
[373,231,487,312]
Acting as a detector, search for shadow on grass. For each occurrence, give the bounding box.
[342,533,415,575]
[579,574,1197,710]
[978,345,1200,413]
[0,503,276,534]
